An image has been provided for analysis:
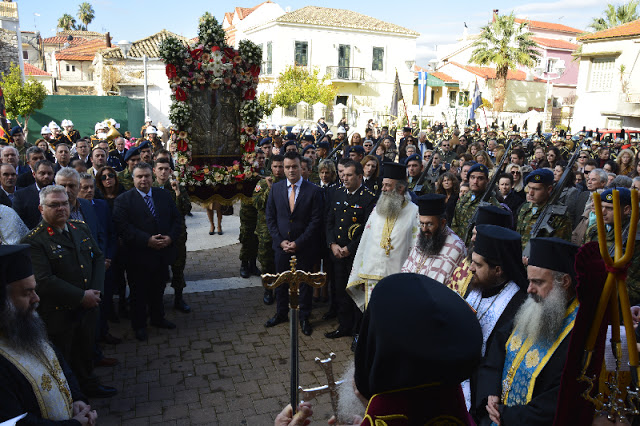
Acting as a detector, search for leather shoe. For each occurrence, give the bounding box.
[321,310,337,321]
[300,320,313,336]
[174,297,191,313]
[325,328,352,339]
[85,385,118,398]
[240,261,251,279]
[135,328,148,341]
[249,260,261,276]
[263,289,274,305]
[95,357,119,367]
[151,319,176,329]
[264,315,288,328]
[101,333,122,345]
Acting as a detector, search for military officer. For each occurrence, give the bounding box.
[117,146,140,190]
[450,163,499,246]
[239,180,260,279]
[516,168,572,252]
[253,154,285,305]
[406,154,430,196]
[324,160,376,338]
[152,157,192,313]
[22,184,117,398]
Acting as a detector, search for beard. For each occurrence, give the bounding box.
[513,281,568,343]
[376,190,406,219]
[417,225,448,256]
[0,298,50,357]
[338,359,366,424]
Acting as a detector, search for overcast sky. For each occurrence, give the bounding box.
[20,0,621,66]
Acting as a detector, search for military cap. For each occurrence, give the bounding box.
[259,137,272,146]
[337,127,347,134]
[417,194,446,216]
[382,162,407,181]
[301,144,316,156]
[350,145,365,155]
[9,126,23,136]
[138,140,152,151]
[601,188,632,206]
[317,141,330,150]
[283,140,297,150]
[403,126,412,132]
[124,146,140,162]
[528,237,578,280]
[525,168,554,186]
[285,132,297,141]
[476,205,511,228]
[467,163,489,177]
[302,134,315,143]
[404,153,421,165]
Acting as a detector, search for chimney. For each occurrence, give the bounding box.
[105,32,111,48]
[493,9,499,22]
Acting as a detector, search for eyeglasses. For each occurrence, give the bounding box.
[579,156,588,159]
[44,201,69,209]
[511,171,521,175]
[101,173,116,180]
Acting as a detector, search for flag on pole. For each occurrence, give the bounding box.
[390,70,403,121]
[469,79,482,121]
[0,86,9,145]
[418,71,428,109]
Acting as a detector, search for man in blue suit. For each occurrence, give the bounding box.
[265,151,324,336]
[112,163,181,341]
[12,160,55,229]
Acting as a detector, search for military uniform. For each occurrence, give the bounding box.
[153,181,191,291]
[22,219,105,393]
[56,130,81,146]
[13,142,33,166]
[516,201,572,251]
[117,168,134,190]
[254,176,283,274]
[408,177,431,196]
[309,164,320,185]
[450,192,499,246]
[239,196,259,274]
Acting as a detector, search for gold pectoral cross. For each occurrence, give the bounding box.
[383,236,393,256]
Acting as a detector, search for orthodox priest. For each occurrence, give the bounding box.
[0,245,98,424]
[401,194,466,287]
[463,225,527,414]
[477,237,580,426]
[347,163,419,311]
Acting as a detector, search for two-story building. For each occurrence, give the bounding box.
[572,19,640,130]
[235,4,419,128]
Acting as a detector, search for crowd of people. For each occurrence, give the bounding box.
[1,113,639,424]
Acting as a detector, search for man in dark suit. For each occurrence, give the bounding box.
[265,151,324,336]
[0,164,20,207]
[112,162,181,341]
[12,160,55,229]
[16,147,45,188]
[110,137,128,164]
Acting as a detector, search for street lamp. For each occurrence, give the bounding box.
[118,39,149,119]
[533,59,566,131]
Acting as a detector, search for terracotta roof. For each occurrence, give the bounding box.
[24,63,51,76]
[275,6,419,36]
[42,36,88,46]
[101,30,190,59]
[578,19,640,41]
[56,30,105,38]
[225,1,273,25]
[431,71,457,83]
[449,61,544,82]
[56,38,109,61]
[532,36,578,50]
[514,18,582,34]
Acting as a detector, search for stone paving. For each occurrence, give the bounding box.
[92,213,353,425]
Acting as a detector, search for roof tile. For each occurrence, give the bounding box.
[532,36,578,50]
[449,61,544,82]
[514,18,582,34]
[24,63,51,76]
[578,19,640,41]
[101,29,190,59]
[55,38,109,61]
[42,36,88,46]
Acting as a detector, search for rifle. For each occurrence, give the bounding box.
[522,146,581,257]
[412,148,437,194]
[463,139,514,243]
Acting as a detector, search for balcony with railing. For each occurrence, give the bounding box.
[0,2,18,19]
[325,66,365,82]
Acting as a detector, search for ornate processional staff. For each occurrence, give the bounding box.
[262,256,326,414]
[579,189,640,421]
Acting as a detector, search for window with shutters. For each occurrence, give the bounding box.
[372,47,384,71]
[294,41,308,67]
[266,42,272,75]
[588,58,615,92]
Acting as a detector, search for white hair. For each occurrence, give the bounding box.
[39,185,68,206]
[54,167,80,184]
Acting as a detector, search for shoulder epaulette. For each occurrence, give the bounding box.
[25,223,45,238]
[363,187,375,196]
[69,219,86,224]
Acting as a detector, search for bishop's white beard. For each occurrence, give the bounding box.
[0,298,50,358]
[376,190,408,219]
[337,359,366,424]
[513,279,568,343]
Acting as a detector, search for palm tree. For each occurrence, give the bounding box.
[589,0,639,32]
[57,14,77,31]
[77,2,95,31]
[469,13,540,112]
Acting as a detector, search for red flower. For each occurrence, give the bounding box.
[175,86,187,101]
[244,140,255,152]
[211,46,220,53]
[190,48,203,60]
[235,174,246,181]
[243,88,256,101]
[193,165,201,171]
[193,173,204,182]
[177,139,188,152]
[166,64,177,79]
[224,47,235,58]
[249,64,261,77]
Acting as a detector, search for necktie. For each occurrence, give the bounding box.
[289,184,296,212]
[144,194,156,217]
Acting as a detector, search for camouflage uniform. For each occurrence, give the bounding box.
[153,181,191,290]
[309,164,320,185]
[450,192,499,246]
[14,142,33,166]
[254,176,283,274]
[239,198,259,263]
[408,177,432,196]
[516,201,572,251]
[586,219,640,306]
[117,168,134,190]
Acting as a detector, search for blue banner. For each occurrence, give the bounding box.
[418,71,428,109]
[470,80,481,121]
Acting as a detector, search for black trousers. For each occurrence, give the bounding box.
[332,254,361,333]
[127,264,169,330]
